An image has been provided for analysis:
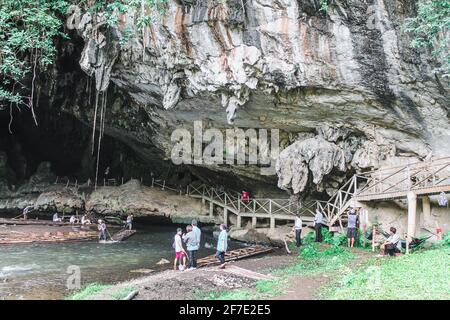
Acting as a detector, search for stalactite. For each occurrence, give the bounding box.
[94,91,105,189]
[91,90,100,155]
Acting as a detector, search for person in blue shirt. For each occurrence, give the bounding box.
[347,208,359,248]
[216,224,228,269]
[183,224,199,270]
[191,219,201,268]
[314,209,324,242]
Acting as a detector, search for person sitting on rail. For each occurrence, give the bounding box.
[69,215,79,224]
[81,215,91,225]
[382,227,401,256]
[241,191,250,204]
[53,212,62,222]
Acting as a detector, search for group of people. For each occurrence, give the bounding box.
[292,208,327,247]
[173,220,228,271]
[293,207,402,257]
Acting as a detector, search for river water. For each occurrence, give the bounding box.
[0,225,242,300]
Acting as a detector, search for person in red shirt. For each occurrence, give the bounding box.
[241,191,249,204]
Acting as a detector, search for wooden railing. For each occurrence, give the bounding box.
[300,156,450,230]
[49,157,450,232]
[356,156,450,200]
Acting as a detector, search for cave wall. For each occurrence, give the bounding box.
[65,0,449,197]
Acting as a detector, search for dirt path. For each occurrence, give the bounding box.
[273,249,375,300]
[85,251,295,300]
[83,248,376,300]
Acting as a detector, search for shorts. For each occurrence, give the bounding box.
[175,252,185,259]
[347,227,357,238]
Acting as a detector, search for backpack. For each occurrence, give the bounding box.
[438,192,448,207]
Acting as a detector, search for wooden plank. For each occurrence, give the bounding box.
[197,246,272,268]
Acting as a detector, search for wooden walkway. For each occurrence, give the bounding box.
[185,184,315,229]
[299,156,450,230]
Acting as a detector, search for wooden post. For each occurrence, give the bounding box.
[252,216,257,228]
[223,208,228,225]
[422,196,431,224]
[121,177,124,185]
[151,178,154,187]
[372,225,375,252]
[162,180,165,190]
[270,217,275,230]
[406,191,417,254]
[103,179,106,186]
[237,215,242,229]
[209,202,214,218]
[186,185,189,196]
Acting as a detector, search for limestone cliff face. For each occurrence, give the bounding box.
[69,0,449,196]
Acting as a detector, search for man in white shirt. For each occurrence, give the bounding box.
[293,215,303,247]
[383,227,401,256]
[314,209,324,242]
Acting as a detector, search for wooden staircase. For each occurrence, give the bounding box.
[300,156,450,230]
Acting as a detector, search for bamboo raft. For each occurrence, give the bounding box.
[0,230,98,245]
[197,245,273,268]
[110,229,136,241]
[0,218,73,226]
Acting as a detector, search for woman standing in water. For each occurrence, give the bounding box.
[216,224,228,269]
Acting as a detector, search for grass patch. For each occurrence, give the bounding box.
[66,283,111,300]
[321,246,450,300]
[272,243,356,278]
[110,286,138,300]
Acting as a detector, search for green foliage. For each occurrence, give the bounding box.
[404,0,450,73]
[0,0,69,107]
[0,0,167,111]
[66,283,111,300]
[83,0,167,28]
[319,0,329,12]
[322,247,450,300]
[432,231,450,248]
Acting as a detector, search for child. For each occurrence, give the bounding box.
[173,228,187,271]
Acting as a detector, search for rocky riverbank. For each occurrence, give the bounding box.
[0,163,209,224]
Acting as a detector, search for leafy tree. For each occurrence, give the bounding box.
[0,0,167,121]
[0,0,69,116]
[405,0,450,74]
